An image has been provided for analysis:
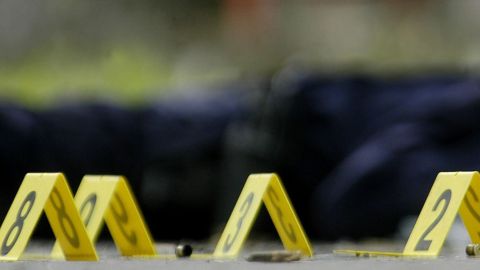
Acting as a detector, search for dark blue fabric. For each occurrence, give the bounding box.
[0,89,247,239]
[259,73,480,240]
[0,74,479,241]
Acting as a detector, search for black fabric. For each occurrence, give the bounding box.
[0,73,479,241]
[0,89,247,239]
[221,72,480,240]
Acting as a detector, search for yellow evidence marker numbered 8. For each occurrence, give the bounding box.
[0,173,98,261]
[335,171,480,258]
[213,173,313,259]
[52,175,156,258]
[52,175,156,257]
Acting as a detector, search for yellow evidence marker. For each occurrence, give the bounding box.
[0,173,98,261]
[335,171,480,258]
[213,173,313,259]
[52,175,156,258]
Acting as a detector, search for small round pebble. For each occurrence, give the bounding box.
[175,244,193,258]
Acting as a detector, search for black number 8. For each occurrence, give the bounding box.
[414,189,452,251]
[267,187,297,243]
[50,188,80,248]
[223,192,254,252]
[79,193,97,227]
[1,191,36,255]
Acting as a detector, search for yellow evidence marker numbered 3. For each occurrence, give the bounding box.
[214,173,313,258]
[0,173,98,261]
[335,171,480,258]
[52,175,156,258]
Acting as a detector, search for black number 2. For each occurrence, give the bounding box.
[414,189,452,251]
[110,193,137,245]
[1,191,36,255]
[267,187,297,243]
[223,192,254,252]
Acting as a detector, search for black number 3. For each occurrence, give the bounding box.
[223,192,254,252]
[414,189,452,251]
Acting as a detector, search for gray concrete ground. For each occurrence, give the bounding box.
[0,219,472,269]
[2,239,480,270]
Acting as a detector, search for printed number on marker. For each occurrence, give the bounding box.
[223,192,254,252]
[111,193,137,245]
[50,188,80,248]
[464,187,480,237]
[1,191,36,255]
[267,187,297,243]
[79,193,97,227]
[414,189,452,251]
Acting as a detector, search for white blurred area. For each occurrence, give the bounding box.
[1,0,480,103]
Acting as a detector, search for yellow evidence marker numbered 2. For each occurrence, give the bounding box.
[214,173,313,258]
[335,171,480,258]
[0,173,98,261]
[51,175,156,258]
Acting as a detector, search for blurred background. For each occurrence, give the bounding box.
[1,0,480,244]
[1,0,480,105]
